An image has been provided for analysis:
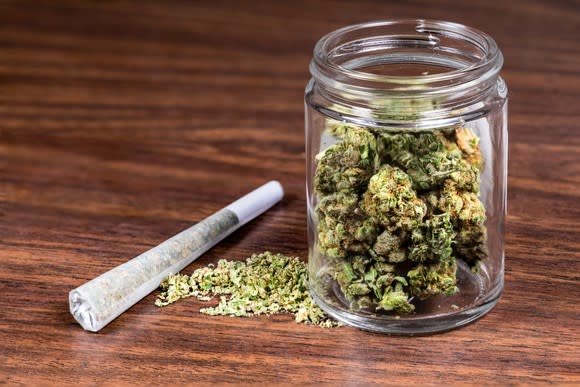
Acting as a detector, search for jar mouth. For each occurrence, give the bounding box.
[311,19,503,95]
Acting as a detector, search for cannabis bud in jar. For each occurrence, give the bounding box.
[313,120,488,313]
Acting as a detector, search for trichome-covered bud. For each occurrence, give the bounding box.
[455,224,488,269]
[379,131,481,193]
[407,260,459,299]
[378,277,415,314]
[438,180,486,225]
[455,127,484,171]
[371,229,407,263]
[448,159,481,193]
[332,256,414,314]
[361,165,427,231]
[316,192,379,259]
[315,126,379,194]
[408,213,455,264]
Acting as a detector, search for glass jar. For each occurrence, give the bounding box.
[305,20,507,334]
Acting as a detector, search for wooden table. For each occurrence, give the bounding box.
[1,0,578,383]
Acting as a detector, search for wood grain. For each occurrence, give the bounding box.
[1,0,579,383]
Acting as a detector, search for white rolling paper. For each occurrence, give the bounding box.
[69,181,284,332]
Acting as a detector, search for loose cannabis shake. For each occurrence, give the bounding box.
[156,252,339,328]
[314,120,487,313]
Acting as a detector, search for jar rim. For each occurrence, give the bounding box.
[311,19,503,93]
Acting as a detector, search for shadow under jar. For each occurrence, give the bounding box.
[305,20,508,335]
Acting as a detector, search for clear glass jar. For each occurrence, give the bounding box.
[305,20,507,334]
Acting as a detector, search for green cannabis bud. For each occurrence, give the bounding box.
[315,126,379,194]
[314,120,488,313]
[361,165,427,231]
[156,252,340,328]
[316,192,379,259]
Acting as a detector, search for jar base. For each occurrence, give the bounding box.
[310,261,503,335]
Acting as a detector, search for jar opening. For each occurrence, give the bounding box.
[310,19,503,95]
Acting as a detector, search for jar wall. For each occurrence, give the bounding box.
[305,73,508,334]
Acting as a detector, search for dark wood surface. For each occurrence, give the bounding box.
[1,0,579,383]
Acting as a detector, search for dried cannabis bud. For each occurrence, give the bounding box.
[315,125,379,195]
[156,252,340,328]
[314,121,488,313]
[316,192,379,259]
[361,165,427,231]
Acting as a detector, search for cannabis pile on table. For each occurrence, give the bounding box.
[156,252,339,327]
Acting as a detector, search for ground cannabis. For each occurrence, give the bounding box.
[155,252,340,328]
[315,120,488,313]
